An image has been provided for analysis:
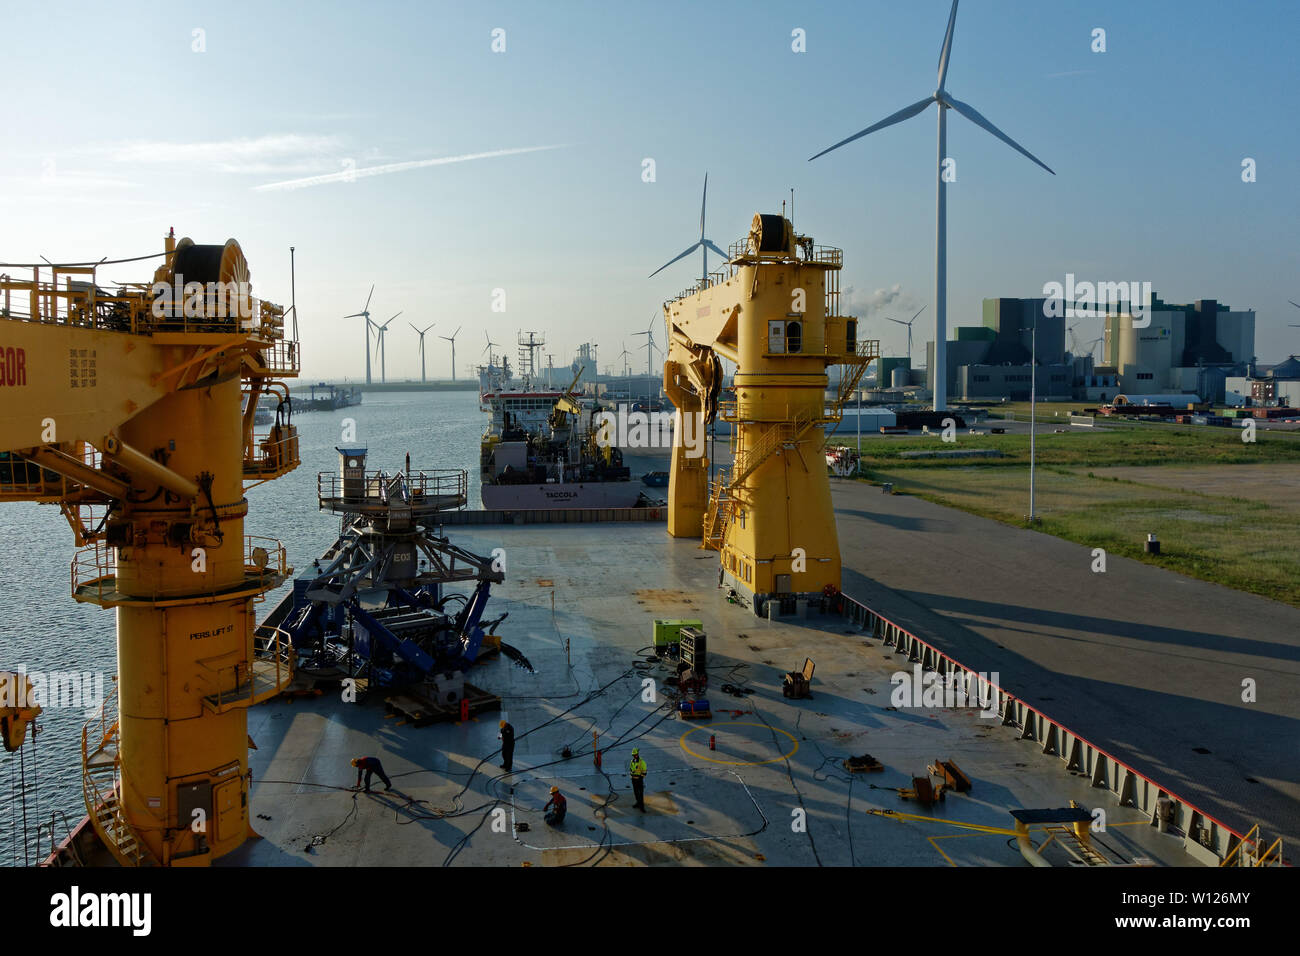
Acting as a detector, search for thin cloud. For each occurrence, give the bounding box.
[103,133,343,165]
[252,144,568,192]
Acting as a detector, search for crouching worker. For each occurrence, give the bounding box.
[543,786,567,826]
[351,756,392,792]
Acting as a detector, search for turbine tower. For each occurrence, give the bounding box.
[411,322,435,382]
[440,326,461,380]
[343,285,377,385]
[374,311,400,383]
[649,172,729,288]
[810,0,1054,411]
[884,306,926,366]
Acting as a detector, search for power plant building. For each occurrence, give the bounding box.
[1102,294,1254,402]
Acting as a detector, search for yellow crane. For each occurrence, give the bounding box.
[662,213,877,607]
[0,229,300,865]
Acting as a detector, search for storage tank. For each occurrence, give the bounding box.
[1118,313,1174,394]
[890,366,910,389]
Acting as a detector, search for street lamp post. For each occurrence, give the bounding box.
[1020,317,1038,523]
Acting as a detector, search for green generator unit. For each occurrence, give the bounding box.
[653,619,702,648]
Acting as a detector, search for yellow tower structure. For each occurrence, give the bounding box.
[663,213,877,611]
[0,230,300,865]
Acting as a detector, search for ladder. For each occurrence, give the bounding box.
[729,408,816,489]
[702,477,732,551]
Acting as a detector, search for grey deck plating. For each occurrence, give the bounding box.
[225,516,1225,867]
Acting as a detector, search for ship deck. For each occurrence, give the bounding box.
[219,498,1283,867]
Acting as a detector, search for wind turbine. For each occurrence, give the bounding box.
[632,315,659,379]
[440,326,461,380]
[343,285,377,385]
[809,0,1055,411]
[483,330,501,366]
[884,306,926,366]
[374,311,400,383]
[1289,300,1300,328]
[410,322,435,382]
[649,172,729,287]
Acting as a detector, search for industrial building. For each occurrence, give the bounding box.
[1225,355,1300,408]
[920,293,1256,404]
[1102,294,1254,402]
[926,297,1071,402]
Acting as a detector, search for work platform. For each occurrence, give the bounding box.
[221,515,1261,867]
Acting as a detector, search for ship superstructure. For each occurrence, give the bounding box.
[478,332,639,509]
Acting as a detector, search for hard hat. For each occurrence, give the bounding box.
[550,786,559,794]
[350,758,359,767]
[632,747,640,755]
[499,720,506,728]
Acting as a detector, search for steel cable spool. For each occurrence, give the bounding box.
[748,213,790,254]
[166,238,252,323]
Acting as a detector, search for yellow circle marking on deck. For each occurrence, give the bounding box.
[679,722,799,766]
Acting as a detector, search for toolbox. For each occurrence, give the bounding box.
[782,658,815,699]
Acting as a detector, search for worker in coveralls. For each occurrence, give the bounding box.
[499,719,515,771]
[629,747,648,811]
[543,786,567,826]
[351,756,391,792]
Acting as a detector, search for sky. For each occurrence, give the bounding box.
[2,0,1298,380]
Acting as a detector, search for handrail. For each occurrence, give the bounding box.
[199,625,294,711]
[72,535,288,603]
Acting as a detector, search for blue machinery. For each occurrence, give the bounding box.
[270,448,506,687]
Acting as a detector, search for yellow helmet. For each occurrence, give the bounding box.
[550,786,559,794]
[499,720,507,728]
[350,758,359,767]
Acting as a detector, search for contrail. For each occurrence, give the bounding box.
[253,144,567,191]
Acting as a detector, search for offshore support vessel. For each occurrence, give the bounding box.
[662,212,877,613]
[478,335,640,509]
[0,230,302,865]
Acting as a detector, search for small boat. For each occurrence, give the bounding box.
[641,471,669,487]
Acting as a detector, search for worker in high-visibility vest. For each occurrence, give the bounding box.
[629,747,648,812]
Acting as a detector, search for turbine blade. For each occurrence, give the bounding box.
[453,326,462,337]
[649,241,704,278]
[936,0,960,91]
[1290,300,1300,309]
[884,317,908,326]
[343,312,365,318]
[363,285,374,313]
[703,239,730,263]
[808,96,935,161]
[390,311,403,322]
[910,306,926,322]
[942,93,1056,174]
[409,323,420,334]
